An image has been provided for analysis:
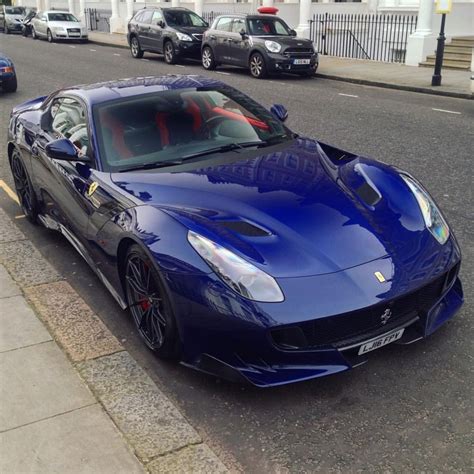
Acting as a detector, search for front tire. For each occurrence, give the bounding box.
[130,36,144,59]
[201,46,216,70]
[47,29,54,43]
[2,76,17,92]
[10,150,38,223]
[4,24,9,34]
[249,52,267,79]
[124,244,180,358]
[31,27,37,40]
[163,40,177,64]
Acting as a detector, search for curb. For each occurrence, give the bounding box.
[0,206,230,473]
[89,36,473,100]
[315,73,473,100]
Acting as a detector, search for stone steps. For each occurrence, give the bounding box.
[419,36,472,70]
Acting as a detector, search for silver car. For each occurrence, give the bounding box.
[31,11,88,42]
[0,6,26,34]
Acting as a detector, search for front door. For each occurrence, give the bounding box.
[147,10,164,53]
[230,18,249,66]
[213,16,234,63]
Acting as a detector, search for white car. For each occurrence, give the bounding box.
[31,11,88,42]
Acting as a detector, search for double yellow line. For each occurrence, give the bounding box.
[0,179,19,205]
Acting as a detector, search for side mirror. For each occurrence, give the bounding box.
[240,28,247,38]
[270,104,288,122]
[158,20,165,28]
[204,21,209,27]
[290,29,297,37]
[46,138,87,162]
[40,111,52,132]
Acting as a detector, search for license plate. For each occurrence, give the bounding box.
[358,328,405,355]
[293,59,310,65]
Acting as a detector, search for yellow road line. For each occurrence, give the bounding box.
[0,179,20,205]
[14,215,26,219]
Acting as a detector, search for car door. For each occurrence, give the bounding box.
[36,12,47,36]
[147,10,164,53]
[213,16,234,63]
[230,18,249,66]
[137,9,153,49]
[0,7,5,29]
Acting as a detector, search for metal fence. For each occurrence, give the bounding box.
[309,13,417,63]
[84,8,111,32]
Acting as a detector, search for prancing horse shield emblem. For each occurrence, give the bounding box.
[380,308,392,325]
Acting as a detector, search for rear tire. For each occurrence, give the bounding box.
[3,76,17,93]
[31,27,37,39]
[163,40,177,64]
[249,52,267,79]
[201,46,216,70]
[124,244,181,359]
[10,149,38,223]
[130,35,144,59]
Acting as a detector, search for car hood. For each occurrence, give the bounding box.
[6,14,24,21]
[174,25,207,36]
[48,20,83,28]
[111,139,429,277]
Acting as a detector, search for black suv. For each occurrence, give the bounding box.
[201,14,318,79]
[127,7,208,64]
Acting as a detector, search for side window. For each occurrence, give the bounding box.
[215,17,232,32]
[133,11,144,22]
[151,10,163,25]
[141,10,153,24]
[231,18,245,34]
[51,98,89,156]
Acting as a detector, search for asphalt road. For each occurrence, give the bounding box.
[1,34,473,472]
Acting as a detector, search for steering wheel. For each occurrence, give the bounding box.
[204,115,230,138]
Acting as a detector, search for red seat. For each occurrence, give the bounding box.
[99,110,133,160]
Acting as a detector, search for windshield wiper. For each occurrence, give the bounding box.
[118,160,184,173]
[181,141,268,160]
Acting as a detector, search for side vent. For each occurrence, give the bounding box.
[356,182,381,206]
[219,221,270,237]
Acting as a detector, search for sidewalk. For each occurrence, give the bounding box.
[0,207,228,473]
[88,30,473,100]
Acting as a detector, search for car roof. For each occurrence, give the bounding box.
[214,13,283,19]
[44,10,72,14]
[60,75,228,106]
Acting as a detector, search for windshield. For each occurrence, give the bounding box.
[93,87,292,172]
[47,13,79,22]
[163,10,207,27]
[5,7,25,15]
[248,18,291,36]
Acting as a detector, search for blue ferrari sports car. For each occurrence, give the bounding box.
[7,75,463,386]
[0,53,17,92]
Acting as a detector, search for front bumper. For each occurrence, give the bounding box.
[52,30,88,40]
[266,52,319,74]
[5,22,23,32]
[175,40,202,58]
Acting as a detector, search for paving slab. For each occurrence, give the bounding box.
[0,341,94,431]
[25,281,123,362]
[0,404,145,474]
[147,444,229,474]
[0,207,26,243]
[0,295,51,353]
[78,351,202,462]
[0,264,21,298]
[0,240,61,287]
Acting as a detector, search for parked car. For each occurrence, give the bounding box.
[31,11,88,42]
[0,5,26,34]
[0,53,17,92]
[7,75,463,387]
[202,13,318,78]
[127,7,208,64]
[21,8,37,37]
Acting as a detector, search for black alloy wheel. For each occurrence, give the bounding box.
[249,52,267,79]
[130,36,144,58]
[201,46,216,70]
[10,150,37,222]
[164,40,177,64]
[124,245,180,358]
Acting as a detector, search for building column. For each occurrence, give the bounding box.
[262,0,274,7]
[405,0,437,66]
[171,0,180,8]
[36,0,42,12]
[79,0,86,24]
[126,0,134,23]
[195,0,203,17]
[109,0,122,33]
[295,0,312,38]
[68,0,75,15]
[44,0,51,11]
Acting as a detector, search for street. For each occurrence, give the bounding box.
[1,34,473,472]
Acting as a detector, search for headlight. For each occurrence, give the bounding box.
[188,231,284,303]
[401,174,449,245]
[176,32,192,42]
[265,40,281,53]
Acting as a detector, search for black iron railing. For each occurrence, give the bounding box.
[309,13,417,63]
[84,8,111,32]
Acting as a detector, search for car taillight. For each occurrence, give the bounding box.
[0,67,14,73]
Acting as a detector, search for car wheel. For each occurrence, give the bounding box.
[31,27,37,39]
[4,24,9,34]
[2,75,17,93]
[10,150,38,223]
[47,29,54,43]
[163,40,177,64]
[124,244,180,358]
[130,36,144,59]
[249,52,267,79]
[201,46,216,71]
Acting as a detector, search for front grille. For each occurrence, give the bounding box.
[271,268,458,350]
[284,47,314,57]
[67,28,81,33]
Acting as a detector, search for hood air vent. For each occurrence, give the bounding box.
[219,221,270,237]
